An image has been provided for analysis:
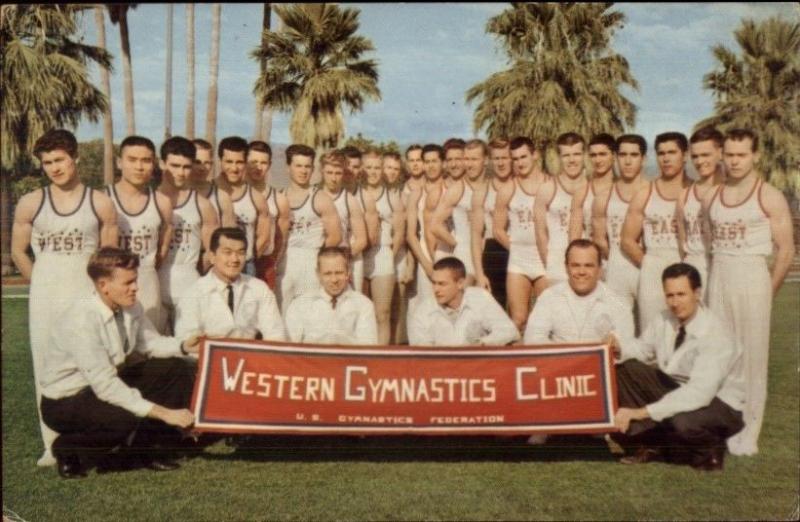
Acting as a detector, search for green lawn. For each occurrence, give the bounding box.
[2,285,798,521]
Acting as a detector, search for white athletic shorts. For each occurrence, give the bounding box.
[277,246,320,314]
[604,249,640,310]
[507,243,546,281]
[364,244,395,279]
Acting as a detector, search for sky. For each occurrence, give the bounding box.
[74,2,797,154]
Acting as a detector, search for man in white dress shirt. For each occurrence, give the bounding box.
[39,248,202,478]
[408,257,519,346]
[524,239,634,344]
[286,247,378,345]
[609,263,745,471]
[175,227,286,341]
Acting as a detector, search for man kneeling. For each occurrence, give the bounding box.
[609,263,744,470]
[39,248,202,478]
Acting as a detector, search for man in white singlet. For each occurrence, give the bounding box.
[569,134,616,241]
[383,151,412,343]
[108,136,174,332]
[704,128,795,456]
[622,132,690,331]
[247,140,289,290]
[676,126,725,300]
[494,136,550,333]
[11,129,118,467]
[277,144,342,314]
[191,138,235,228]
[156,137,218,333]
[535,132,588,285]
[593,134,650,312]
[471,139,513,307]
[215,136,270,277]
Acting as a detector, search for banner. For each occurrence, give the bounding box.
[190,339,618,435]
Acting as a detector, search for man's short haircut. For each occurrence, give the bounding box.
[320,150,346,169]
[422,143,445,160]
[655,132,688,153]
[210,226,248,252]
[589,133,617,153]
[405,144,423,158]
[160,136,196,161]
[192,138,213,152]
[317,245,351,269]
[286,143,316,164]
[120,135,156,157]
[362,148,381,160]
[556,132,586,149]
[488,138,510,150]
[217,136,248,159]
[509,136,536,153]
[382,151,402,162]
[564,239,601,265]
[443,138,466,153]
[433,256,466,280]
[616,134,647,155]
[87,247,140,281]
[33,129,79,159]
[662,262,702,290]
[340,145,362,160]
[724,128,759,152]
[247,140,272,158]
[465,139,488,155]
[689,126,724,148]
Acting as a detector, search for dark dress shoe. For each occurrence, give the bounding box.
[57,455,87,479]
[143,457,181,472]
[691,448,725,471]
[620,447,662,465]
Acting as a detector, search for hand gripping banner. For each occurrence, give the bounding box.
[190,339,618,435]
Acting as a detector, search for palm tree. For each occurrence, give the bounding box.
[466,3,637,155]
[108,4,137,136]
[164,3,173,140]
[253,3,272,141]
[205,3,221,148]
[94,5,115,185]
[697,16,800,195]
[251,3,381,150]
[1,4,111,272]
[185,3,195,139]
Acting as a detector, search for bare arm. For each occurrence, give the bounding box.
[430,183,460,249]
[493,183,513,250]
[620,185,649,267]
[197,195,218,271]
[362,192,380,247]
[471,185,490,291]
[252,190,270,257]
[347,193,368,256]
[217,189,236,227]
[10,191,41,281]
[533,180,554,265]
[763,184,796,295]
[389,190,406,257]
[568,184,588,241]
[424,188,443,256]
[154,192,174,270]
[315,191,343,247]
[592,188,611,259]
[675,188,689,260]
[92,190,119,247]
[406,189,433,278]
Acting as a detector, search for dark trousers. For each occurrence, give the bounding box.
[482,238,509,309]
[615,359,744,462]
[41,357,196,461]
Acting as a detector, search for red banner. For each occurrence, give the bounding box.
[190,339,618,435]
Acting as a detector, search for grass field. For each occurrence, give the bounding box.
[2,285,798,521]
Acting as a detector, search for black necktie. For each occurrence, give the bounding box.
[674,325,686,351]
[227,284,234,314]
[331,295,338,310]
[113,309,129,353]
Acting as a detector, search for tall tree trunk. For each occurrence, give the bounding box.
[164,4,173,140]
[95,6,114,185]
[185,4,195,139]
[118,8,135,135]
[205,4,221,148]
[253,3,271,141]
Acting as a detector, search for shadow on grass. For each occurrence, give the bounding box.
[197,434,619,463]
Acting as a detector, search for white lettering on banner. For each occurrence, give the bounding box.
[344,365,497,403]
[429,415,505,424]
[222,357,245,392]
[220,357,335,401]
[517,366,598,401]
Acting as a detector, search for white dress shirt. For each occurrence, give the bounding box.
[408,287,519,346]
[620,306,745,421]
[523,281,635,345]
[285,288,378,345]
[39,293,183,417]
[174,270,286,341]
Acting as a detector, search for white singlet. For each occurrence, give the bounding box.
[231,184,259,262]
[158,190,202,308]
[507,179,545,280]
[544,178,572,282]
[603,183,640,309]
[682,183,711,294]
[362,186,395,279]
